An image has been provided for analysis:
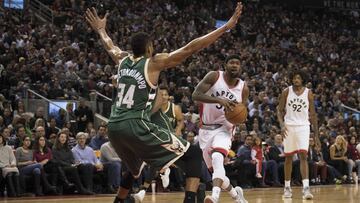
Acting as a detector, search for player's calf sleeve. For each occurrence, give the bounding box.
[120,171,134,190]
[184,145,202,178]
[211,152,226,181]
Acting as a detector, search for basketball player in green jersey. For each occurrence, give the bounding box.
[85,3,243,203]
[158,86,184,137]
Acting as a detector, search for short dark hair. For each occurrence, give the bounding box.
[245,134,253,140]
[159,85,169,93]
[225,54,241,64]
[98,124,107,130]
[16,124,25,133]
[131,32,152,57]
[289,69,308,84]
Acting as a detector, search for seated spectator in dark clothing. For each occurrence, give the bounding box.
[268,134,286,164]
[347,135,360,183]
[236,135,256,188]
[267,134,301,185]
[74,99,94,132]
[52,132,93,195]
[2,108,13,127]
[72,132,115,193]
[329,135,349,180]
[29,107,47,129]
[89,125,108,150]
[46,117,60,139]
[32,135,57,194]
[308,137,327,184]
[8,125,26,149]
[231,132,244,152]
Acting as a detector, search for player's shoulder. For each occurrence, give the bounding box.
[203,71,220,83]
[282,87,290,94]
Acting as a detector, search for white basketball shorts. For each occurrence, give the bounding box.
[198,126,232,169]
[283,124,310,155]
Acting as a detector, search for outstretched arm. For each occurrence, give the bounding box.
[85,8,128,64]
[151,2,243,70]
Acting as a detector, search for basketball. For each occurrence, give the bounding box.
[225,103,248,124]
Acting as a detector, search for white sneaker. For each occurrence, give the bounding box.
[131,189,146,203]
[234,186,248,203]
[283,187,292,198]
[302,187,313,200]
[204,195,218,203]
[160,168,170,188]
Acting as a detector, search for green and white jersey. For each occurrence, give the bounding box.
[109,56,157,123]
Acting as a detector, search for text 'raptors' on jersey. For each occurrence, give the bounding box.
[201,71,244,128]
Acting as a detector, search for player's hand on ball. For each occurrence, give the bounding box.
[85,7,109,32]
[219,99,237,112]
[225,2,243,30]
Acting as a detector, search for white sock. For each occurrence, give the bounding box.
[302,179,309,188]
[211,186,221,200]
[228,187,238,198]
[285,180,291,188]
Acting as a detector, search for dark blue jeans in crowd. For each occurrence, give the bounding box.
[103,161,121,188]
[19,163,41,176]
[262,160,281,184]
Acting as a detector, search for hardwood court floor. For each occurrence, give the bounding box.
[1,184,358,203]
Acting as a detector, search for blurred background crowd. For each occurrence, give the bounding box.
[1,0,360,197]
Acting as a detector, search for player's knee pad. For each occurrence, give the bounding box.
[120,171,134,190]
[221,176,230,190]
[211,152,226,180]
[184,145,202,178]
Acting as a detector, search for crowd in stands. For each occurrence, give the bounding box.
[1,0,360,197]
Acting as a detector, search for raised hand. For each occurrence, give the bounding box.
[225,2,243,30]
[85,7,109,32]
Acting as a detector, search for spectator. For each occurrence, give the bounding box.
[52,132,93,195]
[0,134,21,197]
[100,141,122,190]
[347,135,360,183]
[329,135,349,181]
[236,135,256,188]
[74,99,93,132]
[89,125,108,150]
[32,135,58,194]
[15,135,43,196]
[29,107,46,129]
[72,132,114,193]
[46,117,60,139]
[9,125,27,151]
[308,137,327,185]
[251,136,263,178]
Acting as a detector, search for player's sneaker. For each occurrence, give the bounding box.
[204,195,218,203]
[131,189,145,203]
[160,168,171,188]
[234,186,248,203]
[283,187,292,198]
[302,187,313,200]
